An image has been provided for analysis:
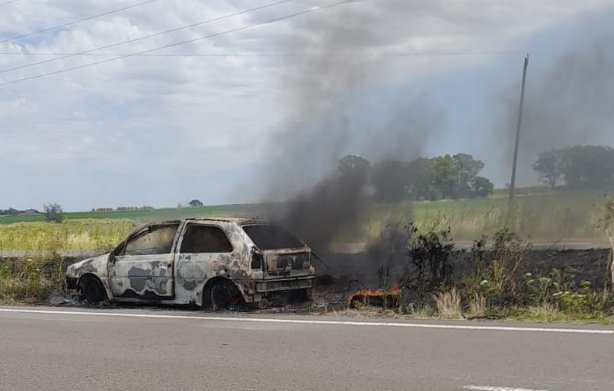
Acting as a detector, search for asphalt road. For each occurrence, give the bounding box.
[0,307,613,391]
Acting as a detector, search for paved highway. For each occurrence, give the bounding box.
[0,306,612,391]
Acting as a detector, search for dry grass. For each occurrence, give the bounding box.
[0,256,62,304]
[0,219,133,252]
[467,293,486,318]
[434,288,463,319]
[410,305,436,319]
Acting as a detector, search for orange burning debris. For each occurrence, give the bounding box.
[348,282,401,308]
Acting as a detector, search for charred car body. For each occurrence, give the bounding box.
[65,218,315,309]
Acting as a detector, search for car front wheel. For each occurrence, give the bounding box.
[79,276,106,303]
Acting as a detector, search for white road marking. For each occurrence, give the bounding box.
[1,308,613,334]
[464,386,553,391]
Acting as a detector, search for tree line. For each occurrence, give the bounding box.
[337,153,495,203]
[533,145,614,189]
[0,208,39,217]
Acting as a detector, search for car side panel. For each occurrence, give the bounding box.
[173,221,258,306]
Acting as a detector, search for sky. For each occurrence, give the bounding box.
[1,0,614,211]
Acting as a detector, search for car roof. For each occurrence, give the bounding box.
[127,217,268,237]
[144,217,267,226]
[184,217,266,225]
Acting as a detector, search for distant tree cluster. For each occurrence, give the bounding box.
[117,206,154,211]
[533,145,614,189]
[91,206,154,212]
[44,203,63,223]
[0,208,39,216]
[337,153,494,202]
[189,199,204,207]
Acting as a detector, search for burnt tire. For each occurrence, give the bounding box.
[209,280,242,311]
[79,276,106,303]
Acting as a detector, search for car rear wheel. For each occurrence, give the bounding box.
[79,276,106,303]
[210,280,242,311]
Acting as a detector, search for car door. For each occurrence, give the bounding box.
[109,223,180,299]
[174,222,235,293]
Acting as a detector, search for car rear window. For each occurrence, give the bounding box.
[242,224,304,250]
[181,225,233,253]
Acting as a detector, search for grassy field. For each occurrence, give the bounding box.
[365,190,607,241]
[0,190,611,251]
[0,203,253,224]
[0,220,134,252]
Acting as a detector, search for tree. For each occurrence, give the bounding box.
[532,149,563,187]
[470,176,494,197]
[453,153,485,197]
[371,160,409,202]
[560,146,614,189]
[416,154,492,199]
[431,155,458,199]
[0,208,19,216]
[337,155,370,182]
[406,158,435,200]
[189,199,203,207]
[533,146,614,189]
[44,203,63,223]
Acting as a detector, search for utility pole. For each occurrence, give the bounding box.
[509,55,529,202]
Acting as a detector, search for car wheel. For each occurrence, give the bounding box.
[210,280,242,311]
[79,276,106,303]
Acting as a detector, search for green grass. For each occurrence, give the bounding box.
[0,256,64,304]
[0,189,611,251]
[0,204,254,224]
[0,204,265,252]
[500,305,614,324]
[0,220,135,252]
[364,190,608,240]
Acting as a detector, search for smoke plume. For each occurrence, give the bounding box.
[260,1,441,251]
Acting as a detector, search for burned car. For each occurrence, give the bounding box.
[66,218,315,309]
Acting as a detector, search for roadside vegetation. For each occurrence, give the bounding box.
[0,182,612,322]
[0,220,131,304]
[0,254,64,304]
[373,214,614,323]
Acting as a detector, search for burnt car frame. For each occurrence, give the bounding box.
[65,218,315,309]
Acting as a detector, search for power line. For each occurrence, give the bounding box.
[0,0,297,74]
[0,0,157,44]
[0,0,360,87]
[0,50,524,57]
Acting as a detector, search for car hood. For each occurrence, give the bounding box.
[66,253,110,278]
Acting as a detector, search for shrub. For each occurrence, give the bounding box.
[463,229,530,308]
[43,203,64,223]
[407,223,455,293]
